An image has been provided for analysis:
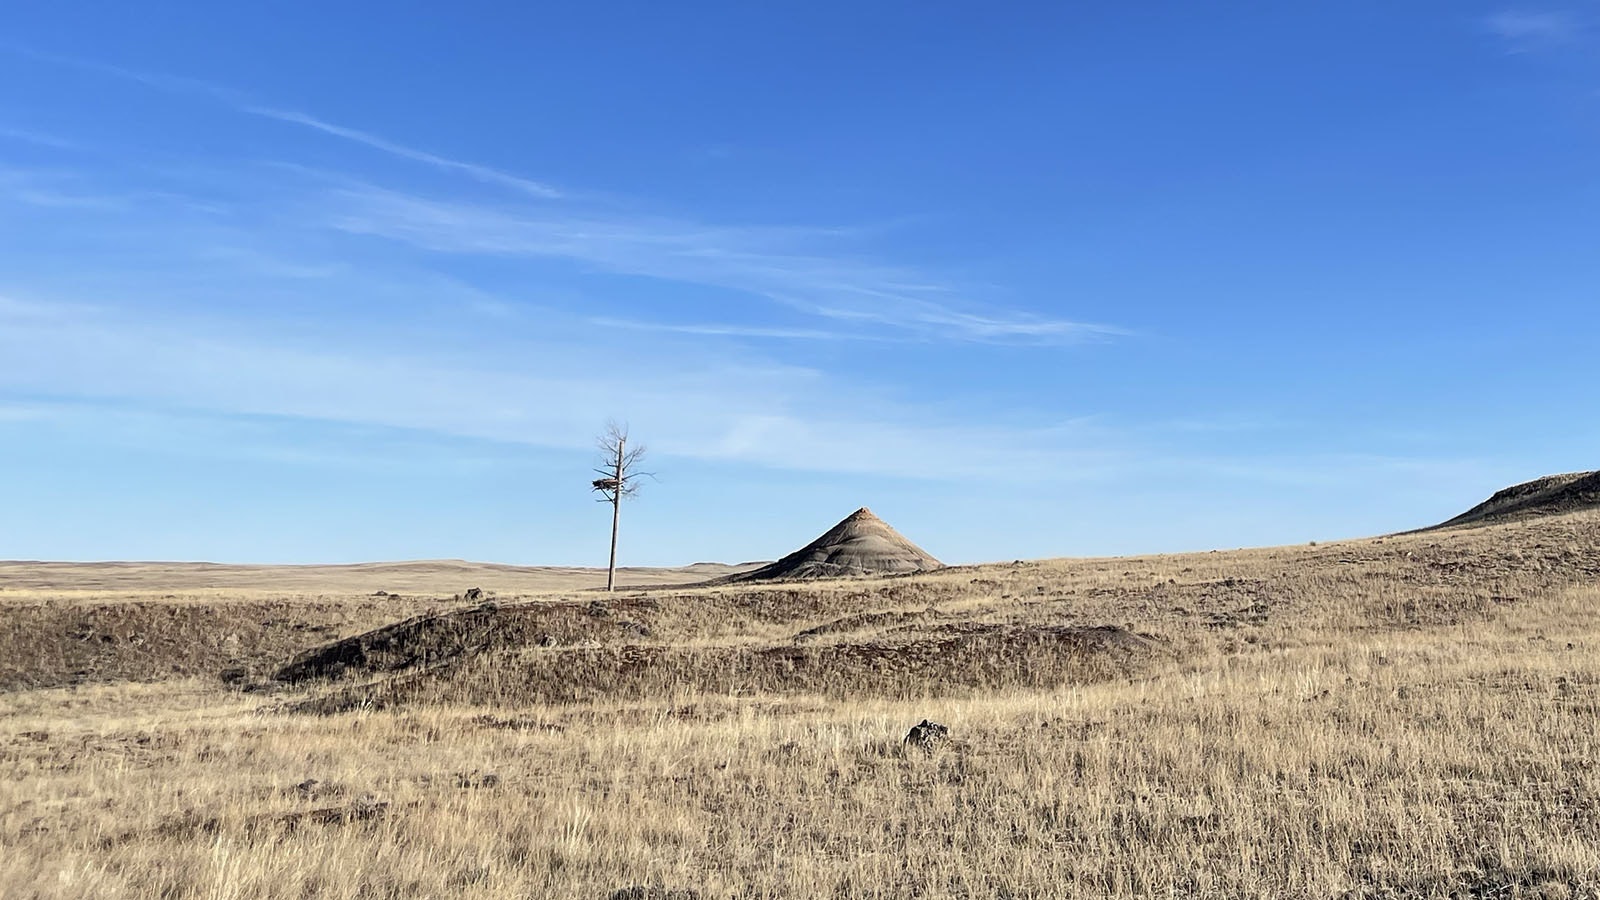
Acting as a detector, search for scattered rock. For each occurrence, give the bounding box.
[277,794,388,831]
[608,888,701,900]
[471,714,565,733]
[455,771,501,789]
[288,778,348,800]
[116,794,389,847]
[902,719,950,755]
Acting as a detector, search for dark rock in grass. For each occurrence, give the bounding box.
[608,888,701,900]
[902,719,949,755]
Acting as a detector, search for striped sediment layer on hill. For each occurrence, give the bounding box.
[727,508,942,582]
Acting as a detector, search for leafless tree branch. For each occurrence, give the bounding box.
[591,420,652,590]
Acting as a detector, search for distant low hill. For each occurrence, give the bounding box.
[0,558,762,596]
[1430,471,1600,530]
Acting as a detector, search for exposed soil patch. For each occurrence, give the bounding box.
[274,585,982,685]
[273,598,663,682]
[0,597,451,691]
[289,623,1166,712]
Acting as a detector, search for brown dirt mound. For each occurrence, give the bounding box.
[274,581,984,684]
[725,508,942,582]
[287,624,1167,712]
[1430,471,1600,530]
[0,597,446,691]
[273,599,659,683]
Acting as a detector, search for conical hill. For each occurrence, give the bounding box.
[729,508,942,582]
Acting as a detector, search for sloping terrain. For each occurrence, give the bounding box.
[1429,470,1600,529]
[726,507,942,582]
[275,506,1600,711]
[9,501,1600,897]
[12,484,1600,698]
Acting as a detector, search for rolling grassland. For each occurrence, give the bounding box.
[3,509,1598,898]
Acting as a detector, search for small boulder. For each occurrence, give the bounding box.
[902,719,950,755]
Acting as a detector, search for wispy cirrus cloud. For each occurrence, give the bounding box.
[0,165,126,210]
[322,183,1120,344]
[589,317,899,342]
[244,106,564,199]
[0,126,83,152]
[1484,9,1586,51]
[0,295,1487,496]
[6,44,1119,346]
[5,43,250,103]
[0,295,1122,481]
[6,46,564,199]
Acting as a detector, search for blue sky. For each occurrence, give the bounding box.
[1,3,1596,566]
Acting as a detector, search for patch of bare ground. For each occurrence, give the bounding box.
[288,623,1165,712]
[0,596,466,691]
[271,580,1006,686]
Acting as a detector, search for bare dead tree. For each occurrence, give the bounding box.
[590,421,650,591]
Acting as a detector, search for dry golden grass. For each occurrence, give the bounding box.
[0,558,759,598]
[4,512,1599,898]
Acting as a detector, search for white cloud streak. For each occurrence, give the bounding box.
[1484,10,1585,51]
[589,317,900,342]
[0,297,1117,481]
[324,184,1121,344]
[5,44,251,103]
[244,106,563,199]
[0,293,1495,526]
[0,127,83,151]
[6,45,1120,345]
[6,46,563,198]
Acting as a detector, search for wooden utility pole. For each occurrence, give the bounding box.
[592,422,648,592]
